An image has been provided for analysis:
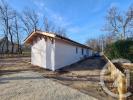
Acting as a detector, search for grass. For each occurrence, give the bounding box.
[0,52,31,59]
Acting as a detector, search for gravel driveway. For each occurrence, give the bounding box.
[0,71,97,100]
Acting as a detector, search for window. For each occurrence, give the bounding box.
[76,47,78,54]
[82,48,84,55]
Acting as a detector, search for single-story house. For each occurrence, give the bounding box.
[24,30,94,71]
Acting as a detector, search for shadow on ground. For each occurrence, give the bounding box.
[0,56,116,100]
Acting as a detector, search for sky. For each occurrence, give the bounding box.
[6,0,133,44]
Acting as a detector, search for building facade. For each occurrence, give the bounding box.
[25,31,93,71]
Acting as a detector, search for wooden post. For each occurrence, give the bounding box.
[117,74,127,100]
[49,37,54,44]
[103,55,127,100]
[43,36,47,41]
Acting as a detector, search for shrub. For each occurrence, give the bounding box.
[104,39,133,62]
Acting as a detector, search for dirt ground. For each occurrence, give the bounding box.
[0,56,132,100]
[0,71,97,100]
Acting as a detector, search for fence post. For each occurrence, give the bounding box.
[117,73,127,100]
[103,55,127,100]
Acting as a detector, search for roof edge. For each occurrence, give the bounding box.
[24,31,93,50]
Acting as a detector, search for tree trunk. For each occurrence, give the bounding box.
[9,27,14,54]
[15,15,21,54]
[5,35,9,53]
[6,15,9,53]
[1,37,6,54]
[123,28,126,40]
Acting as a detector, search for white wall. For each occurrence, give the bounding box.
[31,36,55,70]
[46,38,55,70]
[54,39,91,70]
[31,36,93,71]
[31,37,46,68]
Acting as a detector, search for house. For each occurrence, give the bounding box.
[24,30,94,71]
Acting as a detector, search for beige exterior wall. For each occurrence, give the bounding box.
[31,36,93,71]
[54,39,91,70]
[31,37,55,70]
[46,38,55,70]
[31,37,46,68]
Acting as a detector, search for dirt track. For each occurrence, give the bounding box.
[0,57,116,100]
[0,71,97,100]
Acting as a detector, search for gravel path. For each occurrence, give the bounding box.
[0,71,97,100]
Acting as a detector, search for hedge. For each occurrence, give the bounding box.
[104,39,133,62]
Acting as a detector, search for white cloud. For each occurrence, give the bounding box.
[30,0,101,37]
[45,8,70,27]
[109,2,120,8]
[31,0,71,29]
[67,27,81,33]
[30,0,45,18]
[31,0,45,9]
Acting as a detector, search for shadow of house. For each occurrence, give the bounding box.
[58,56,107,72]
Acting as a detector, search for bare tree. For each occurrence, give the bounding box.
[44,17,51,32]
[86,38,101,51]
[104,5,133,40]
[9,26,14,53]
[127,5,133,37]
[43,16,67,37]
[0,0,15,53]
[86,33,115,52]
[43,17,57,33]
[56,27,66,37]
[21,8,39,35]
[13,12,22,53]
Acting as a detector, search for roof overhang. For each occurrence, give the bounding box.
[24,30,93,50]
[24,31,55,44]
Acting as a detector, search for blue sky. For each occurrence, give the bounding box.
[6,0,133,44]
